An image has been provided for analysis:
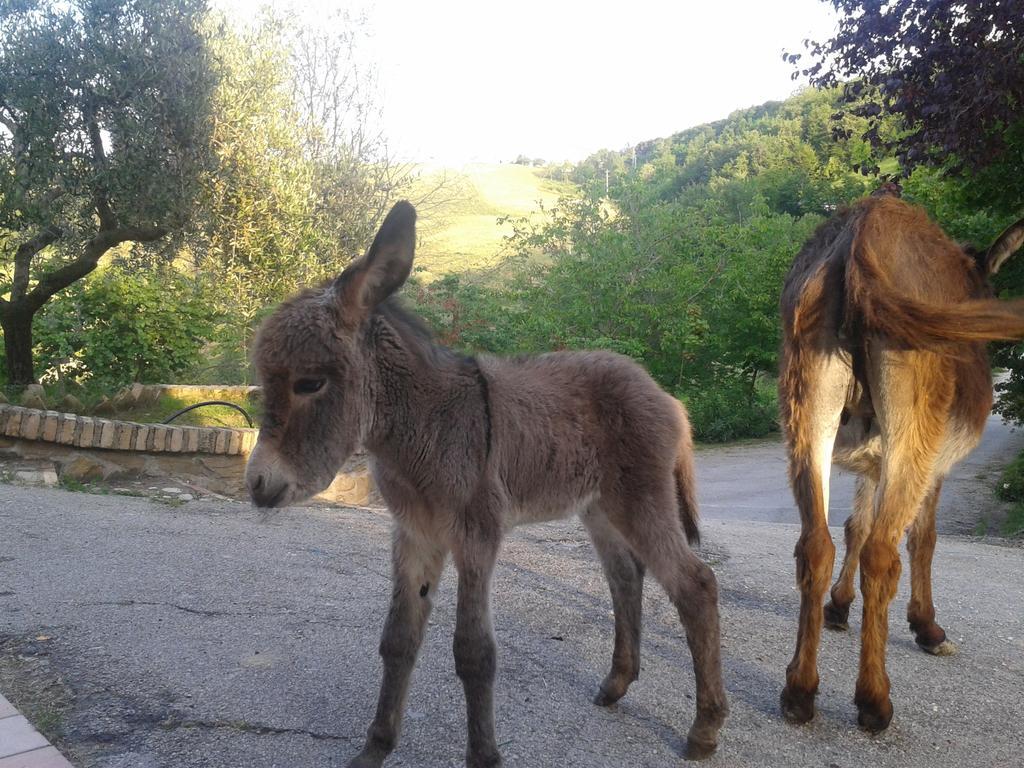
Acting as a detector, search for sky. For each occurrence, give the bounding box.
[218,0,840,166]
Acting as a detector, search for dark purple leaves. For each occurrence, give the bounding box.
[798,0,1024,190]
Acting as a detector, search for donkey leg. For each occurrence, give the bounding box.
[780,353,848,724]
[671,554,727,760]
[856,524,910,733]
[825,476,876,630]
[906,481,956,656]
[611,496,727,760]
[856,351,946,733]
[348,525,447,768]
[583,511,645,706]
[452,527,503,768]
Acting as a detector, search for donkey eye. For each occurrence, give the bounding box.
[293,378,326,395]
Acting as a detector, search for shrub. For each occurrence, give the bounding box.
[995,451,1024,537]
[682,380,779,443]
[33,266,218,389]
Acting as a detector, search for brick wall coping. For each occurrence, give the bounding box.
[0,404,256,456]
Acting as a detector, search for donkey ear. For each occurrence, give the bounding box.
[985,217,1024,275]
[335,201,416,322]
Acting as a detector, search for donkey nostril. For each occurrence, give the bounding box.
[252,474,264,493]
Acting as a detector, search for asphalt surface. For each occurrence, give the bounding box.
[696,410,1024,533]
[1,420,1022,768]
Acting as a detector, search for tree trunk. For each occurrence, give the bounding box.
[0,224,169,386]
[1,307,36,386]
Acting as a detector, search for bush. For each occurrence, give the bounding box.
[995,451,1024,537]
[682,380,779,443]
[33,265,218,389]
[996,452,1024,503]
[404,273,523,355]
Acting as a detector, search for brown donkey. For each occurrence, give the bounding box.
[778,193,1024,732]
[245,201,727,766]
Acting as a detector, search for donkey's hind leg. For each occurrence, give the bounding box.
[907,480,956,655]
[824,475,876,630]
[779,351,849,724]
[348,525,447,768]
[583,511,645,706]
[608,493,727,760]
[855,349,948,733]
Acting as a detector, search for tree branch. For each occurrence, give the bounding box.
[11,226,63,301]
[85,100,118,230]
[23,225,167,311]
[0,96,17,134]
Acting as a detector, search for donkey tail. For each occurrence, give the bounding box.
[848,222,1024,348]
[673,400,701,547]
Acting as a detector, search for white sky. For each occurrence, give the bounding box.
[218,0,839,165]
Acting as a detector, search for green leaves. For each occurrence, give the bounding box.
[0,0,215,233]
[0,0,217,382]
[33,264,217,388]
[404,90,881,441]
[798,0,1024,213]
[189,11,408,377]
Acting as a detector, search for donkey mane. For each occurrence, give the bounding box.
[371,296,477,373]
[370,296,493,456]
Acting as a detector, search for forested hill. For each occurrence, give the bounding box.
[569,89,876,220]
[571,86,1019,242]
[409,86,1020,442]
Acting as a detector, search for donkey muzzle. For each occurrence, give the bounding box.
[247,471,290,508]
[245,442,293,508]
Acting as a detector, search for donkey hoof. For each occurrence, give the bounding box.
[593,668,637,707]
[684,738,717,761]
[823,600,850,631]
[347,753,385,768]
[912,622,956,656]
[467,753,503,768]
[780,685,816,724]
[919,638,958,656]
[593,687,623,707]
[347,738,391,768]
[856,698,893,733]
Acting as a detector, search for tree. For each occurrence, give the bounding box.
[191,11,412,381]
[792,0,1024,211]
[0,0,215,385]
[288,9,407,259]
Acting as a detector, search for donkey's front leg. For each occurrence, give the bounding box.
[348,526,447,768]
[452,526,503,768]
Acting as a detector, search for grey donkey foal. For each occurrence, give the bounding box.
[245,202,728,766]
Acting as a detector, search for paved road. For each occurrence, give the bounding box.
[0,418,1022,768]
[696,411,1024,533]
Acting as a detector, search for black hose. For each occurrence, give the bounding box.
[161,400,255,429]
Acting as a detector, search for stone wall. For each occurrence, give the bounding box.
[0,404,372,506]
[0,404,254,455]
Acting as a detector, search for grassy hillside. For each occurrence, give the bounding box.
[408,163,574,280]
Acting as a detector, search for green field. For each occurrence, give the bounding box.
[407,163,575,280]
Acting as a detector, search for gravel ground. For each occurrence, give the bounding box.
[1,474,1021,768]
